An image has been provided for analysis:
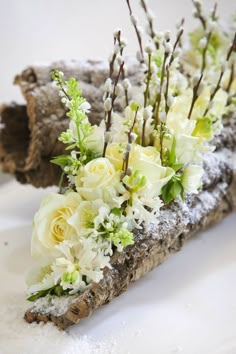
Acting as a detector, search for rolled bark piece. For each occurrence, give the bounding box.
[24,150,236,329]
[0,59,141,187]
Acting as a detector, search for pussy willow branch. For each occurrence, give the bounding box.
[143,53,152,108]
[187,30,212,119]
[103,61,125,157]
[164,65,170,115]
[142,53,152,147]
[192,0,206,30]
[126,0,144,62]
[226,63,235,93]
[116,31,129,106]
[169,22,184,66]
[153,52,168,128]
[159,122,165,164]
[204,32,236,115]
[211,2,218,21]
[140,0,158,48]
[124,107,139,175]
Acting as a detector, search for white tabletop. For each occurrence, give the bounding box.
[0,177,235,354]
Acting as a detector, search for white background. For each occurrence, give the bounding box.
[0,1,236,353]
[0,0,235,102]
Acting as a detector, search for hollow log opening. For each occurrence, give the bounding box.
[0,104,30,173]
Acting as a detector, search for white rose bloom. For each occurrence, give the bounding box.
[182,165,204,194]
[106,142,125,171]
[129,145,175,197]
[130,144,161,165]
[175,134,201,165]
[31,192,82,263]
[167,113,196,136]
[75,157,120,204]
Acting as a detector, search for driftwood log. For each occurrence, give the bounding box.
[0,59,141,187]
[24,149,236,329]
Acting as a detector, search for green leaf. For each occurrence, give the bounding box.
[51,155,69,168]
[27,285,68,302]
[111,208,122,216]
[27,287,55,302]
[161,180,173,204]
[192,117,213,139]
[161,175,184,204]
[171,163,184,172]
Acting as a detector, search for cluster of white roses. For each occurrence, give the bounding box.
[27,1,236,301]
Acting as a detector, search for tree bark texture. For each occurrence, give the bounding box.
[24,150,236,329]
[0,59,141,187]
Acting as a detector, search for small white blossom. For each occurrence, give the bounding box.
[164,30,171,41]
[136,51,143,62]
[192,73,201,87]
[147,9,155,21]
[143,106,152,120]
[114,43,120,55]
[123,78,131,90]
[208,19,217,32]
[145,43,154,54]
[115,83,124,97]
[197,82,205,95]
[167,95,174,107]
[199,37,207,50]
[104,97,112,112]
[160,112,167,122]
[104,78,112,93]
[164,42,173,54]
[130,14,138,26]
[113,28,121,39]
[80,101,91,113]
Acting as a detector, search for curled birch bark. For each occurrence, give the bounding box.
[24,151,236,329]
[0,59,141,187]
[0,59,235,187]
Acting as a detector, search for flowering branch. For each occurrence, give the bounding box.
[103,61,125,157]
[123,105,139,176]
[187,29,212,119]
[140,0,158,48]
[126,0,144,63]
[204,32,236,115]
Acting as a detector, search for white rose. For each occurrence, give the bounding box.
[75,157,120,203]
[106,143,124,171]
[182,165,204,193]
[129,145,174,197]
[31,192,82,262]
[175,134,201,165]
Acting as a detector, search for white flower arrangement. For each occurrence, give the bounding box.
[27,0,236,301]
